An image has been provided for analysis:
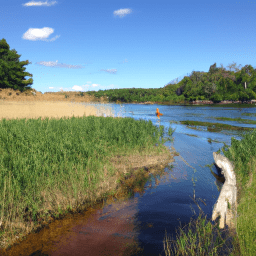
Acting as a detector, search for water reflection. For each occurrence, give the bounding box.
[48,198,143,256]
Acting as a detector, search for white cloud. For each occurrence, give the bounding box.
[47,84,113,93]
[36,60,85,69]
[100,69,117,74]
[81,84,91,88]
[72,85,84,91]
[70,83,100,92]
[113,8,132,18]
[47,35,60,42]
[22,27,60,41]
[22,1,57,7]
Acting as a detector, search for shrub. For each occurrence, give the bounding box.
[210,93,223,103]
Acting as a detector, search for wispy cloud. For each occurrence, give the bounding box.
[113,8,132,18]
[71,84,100,91]
[100,69,117,74]
[22,1,57,7]
[36,60,84,69]
[22,27,60,41]
[91,83,100,88]
[49,83,108,93]
[119,58,128,64]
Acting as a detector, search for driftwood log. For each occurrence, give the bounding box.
[212,152,238,230]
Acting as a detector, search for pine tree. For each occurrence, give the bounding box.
[0,38,33,92]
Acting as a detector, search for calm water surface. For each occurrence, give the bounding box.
[8,103,256,256]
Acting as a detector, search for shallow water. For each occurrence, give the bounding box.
[4,103,256,256]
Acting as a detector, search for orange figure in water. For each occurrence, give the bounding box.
[156,108,163,119]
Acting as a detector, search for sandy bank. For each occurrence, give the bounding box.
[0,100,115,121]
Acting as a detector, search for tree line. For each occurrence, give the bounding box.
[1,37,256,104]
[88,62,256,104]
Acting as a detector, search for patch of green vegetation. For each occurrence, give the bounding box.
[163,211,239,256]
[184,113,203,116]
[0,115,174,250]
[169,120,179,124]
[207,138,222,144]
[180,120,254,132]
[242,113,256,117]
[185,133,199,137]
[214,117,256,124]
[205,104,256,108]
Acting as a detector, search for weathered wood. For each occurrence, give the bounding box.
[212,152,238,230]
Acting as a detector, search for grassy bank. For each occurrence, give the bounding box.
[0,114,175,252]
[163,128,256,256]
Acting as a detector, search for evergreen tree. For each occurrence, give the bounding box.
[0,38,33,92]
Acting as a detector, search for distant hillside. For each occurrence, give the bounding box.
[87,63,256,104]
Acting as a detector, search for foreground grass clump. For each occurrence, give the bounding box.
[0,115,173,250]
[163,129,256,256]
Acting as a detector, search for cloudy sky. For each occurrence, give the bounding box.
[1,0,256,94]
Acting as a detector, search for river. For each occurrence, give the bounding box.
[5,103,256,256]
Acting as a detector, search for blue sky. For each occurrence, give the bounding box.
[1,0,256,94]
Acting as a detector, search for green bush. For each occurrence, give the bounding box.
[238,91,250,102]
[210,93,223,103]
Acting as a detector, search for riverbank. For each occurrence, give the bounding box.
[1,88,255,107]
[115,100,256,106]
[163,128,256,256]
[0,102,176,255]
[0,88,109,104]
[0,90,255,255]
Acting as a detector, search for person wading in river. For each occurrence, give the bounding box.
[156,108,163,119]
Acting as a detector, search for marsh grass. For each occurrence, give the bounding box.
[180,120,254,132]
[214,117,256,125]
[207,138,223,144]
[163,129,256,256]
[241,113,256,117]
[184,134,199,138]
[0,114,174,251]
